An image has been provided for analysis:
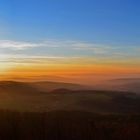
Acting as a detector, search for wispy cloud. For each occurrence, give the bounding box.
[0,53,139,67]
[0,54,81,65]
[72,43,112,54]
[0,40,39,50]
[0,39,139,57]
[0,39,111,53]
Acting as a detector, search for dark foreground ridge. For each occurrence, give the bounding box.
[0,110,140,140]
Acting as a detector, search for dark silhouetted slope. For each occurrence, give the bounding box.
[0,110,139,140]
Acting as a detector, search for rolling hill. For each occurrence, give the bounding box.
[31,81,88,92]
[0,81,139,114]
[0,81,39,94]
[94,78,140,94]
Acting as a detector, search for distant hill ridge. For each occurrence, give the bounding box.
[0,80,88,93]
[0,80,139,113]
[95,78,140,94]
[0,81,39,94]
[0,78,139,94]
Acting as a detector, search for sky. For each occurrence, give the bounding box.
[0,0,140,84]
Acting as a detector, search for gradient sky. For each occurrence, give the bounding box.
[0,0,140,84]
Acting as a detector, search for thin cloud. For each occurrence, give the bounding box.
[0,54,139,67]
[0,54,81,64]
[0,40,39,50]
[0,39,111,53]
[0,39,139,57]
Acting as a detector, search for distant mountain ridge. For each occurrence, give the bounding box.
[0,80,139,113]
[32,81,88,92]
[95,78,140,94]
[0,78,139,94]
[0,80,88,93]
[0,81,39,93]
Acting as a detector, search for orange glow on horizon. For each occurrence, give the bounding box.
[2,64,140,77]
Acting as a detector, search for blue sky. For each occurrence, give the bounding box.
[0,0,139,82]
[0,0,140,60]
[0,0,139,43]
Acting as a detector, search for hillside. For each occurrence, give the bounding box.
[0,81,139,113]
[31,81,87,92]
[95,78,140,94]
[0,110,139,140]
[0,81,39,94]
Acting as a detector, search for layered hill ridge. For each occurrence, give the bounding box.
[95,78,140,94]
[0,81,39,94]
[0,80,139,113]
[0,78,139,94]
[0,80,87,93]
[32,81,88,92]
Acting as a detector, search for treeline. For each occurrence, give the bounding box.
[0,110,139,140]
